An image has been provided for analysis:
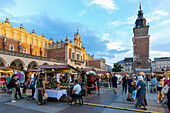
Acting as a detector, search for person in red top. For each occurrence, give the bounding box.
[164,79,170,113]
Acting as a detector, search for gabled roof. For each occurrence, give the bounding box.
[154,57,170,61]
[115,59,124,64]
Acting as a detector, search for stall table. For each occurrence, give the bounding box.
[46,89,67,100]
[34,89,67,100]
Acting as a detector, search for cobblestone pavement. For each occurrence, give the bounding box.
[0,86,168,113]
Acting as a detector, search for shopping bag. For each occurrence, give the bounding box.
[26,89,32,96]
[132,90,137,99]
[44,92,48,99]
[162,85,169,94]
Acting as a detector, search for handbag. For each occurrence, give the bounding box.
[162,84,169,94]
[26,89,32,96]
[44,92,48,99]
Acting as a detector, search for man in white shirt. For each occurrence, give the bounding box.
[69,80,81,104]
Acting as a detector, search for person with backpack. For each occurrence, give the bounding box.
[10,74,19,103]
[15,76,24,100]
[122,74,127,95]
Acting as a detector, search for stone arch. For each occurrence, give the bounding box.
[0,57,7,67]
[28,61,38,70]
[42,62,49,65]
[10,59,25,70]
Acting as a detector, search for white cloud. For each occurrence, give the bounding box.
[146,10,168,23]
[101,33,110,41]
[150,50,170,60]
[77,9,86,16]
[109,10,169,27]
[108,21,121,26]
[90,0,117,11]
[106,41,125,51]
[108,15,136,27]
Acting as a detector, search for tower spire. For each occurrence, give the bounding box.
[139,2,141,10]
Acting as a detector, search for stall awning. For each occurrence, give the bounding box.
[162,67,170,71]
[28,69,41,72]
[111,72,125,75]
[0,67,14,74]
[96,71,110,74]
[78,68,93,72]
[153,70,165,74]
[135,69,150,73]
[36,64,80,72]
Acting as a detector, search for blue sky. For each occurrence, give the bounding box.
[0,0,170,66]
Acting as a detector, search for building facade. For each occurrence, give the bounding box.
[0,18,108,71]
[152,57,170,71]
[132,3,151,73]
[114,57,133,74]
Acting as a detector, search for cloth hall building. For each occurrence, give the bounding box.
[0,18,107,71]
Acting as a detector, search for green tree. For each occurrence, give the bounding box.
[112,64,123,72]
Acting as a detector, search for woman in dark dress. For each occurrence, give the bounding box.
[37,75,46,105]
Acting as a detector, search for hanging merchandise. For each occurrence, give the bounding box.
[14,71,25,83]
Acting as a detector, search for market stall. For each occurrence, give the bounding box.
[96,71,110,88]
[35,64,80,100]
[79,69,97,96]
[0,67,14,93]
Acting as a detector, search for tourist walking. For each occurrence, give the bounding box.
[15,76,23,100]
[37,75,46,105]
[157,77,164,103]
[122,74,127,95]
[151,76,157,93]
[164,79,170,113]
[112,74,118,94]
[136,76,147,110]
[127,76,133,100]
[97,77,101,95]
[11,74,19,103]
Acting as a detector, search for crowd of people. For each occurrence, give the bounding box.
[8,74,47,105]
[8,73,83,106]
[5,72,170,112]
[110,72,170,112]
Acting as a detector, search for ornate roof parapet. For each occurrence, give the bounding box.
[20,23,24,29]
[79,35,81,41]
[61,39,63,44]
[70,40,72,44]
[56,40,59,44]
[42,33,44,37]
[65,35,69,43]
[5,18,9,23]
[32,29,35,33]
[82,44,85,49]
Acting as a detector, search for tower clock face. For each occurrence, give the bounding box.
[138,29,144,33]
